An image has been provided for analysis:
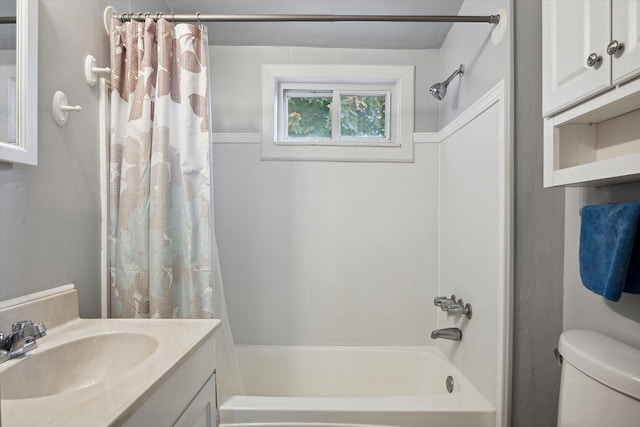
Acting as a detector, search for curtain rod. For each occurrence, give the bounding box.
[114,13,501,25]
[0,16,16,24]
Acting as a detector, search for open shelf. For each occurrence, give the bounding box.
[544,77,640,187]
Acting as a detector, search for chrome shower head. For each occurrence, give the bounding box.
[430,64,464,101]
[429,82,448,100]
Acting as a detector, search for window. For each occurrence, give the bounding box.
[282,85,391,144]
[262,64,415,162]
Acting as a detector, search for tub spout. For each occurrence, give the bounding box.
[431,327,462,341]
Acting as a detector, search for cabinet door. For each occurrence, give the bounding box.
[612,0,640,84]
[542,0,611,116]
[174,374,217,427]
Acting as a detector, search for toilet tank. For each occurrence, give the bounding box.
[557,330,640,427]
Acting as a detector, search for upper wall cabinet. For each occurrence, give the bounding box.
[542,0,611,117]
[543,0,640,117]
[543,0,640,187]
[612,1,640,85]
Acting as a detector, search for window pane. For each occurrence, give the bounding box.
[340,95,386,138]
[287,96,332,138]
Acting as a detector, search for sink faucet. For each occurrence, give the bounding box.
[431,327,462,341]
[0,320,47,364]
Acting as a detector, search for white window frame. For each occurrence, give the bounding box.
[262,64,415,162]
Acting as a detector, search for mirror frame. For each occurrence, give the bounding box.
[0,0,38,165]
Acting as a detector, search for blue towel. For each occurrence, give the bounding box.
[579,201,640,301]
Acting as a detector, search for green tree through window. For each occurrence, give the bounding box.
[287,96,332,138]
[340,95,386,137]
[286,91,388,141]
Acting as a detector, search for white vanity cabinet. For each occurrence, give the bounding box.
[174,373,218,427]
[543,0,640,117]
[542,0,640,187]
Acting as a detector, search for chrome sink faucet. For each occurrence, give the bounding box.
[0,320,47,364]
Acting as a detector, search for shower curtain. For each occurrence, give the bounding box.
[108,17,244,393]
[109,17,212,319]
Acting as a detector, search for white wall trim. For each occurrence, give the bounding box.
[213,133,262,144]
[439,81,506,143]
[212,132,441,145]
[437,79,511,427]
[413,132,440,143]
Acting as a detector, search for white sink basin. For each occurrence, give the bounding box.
[0,286,220,426]
[1,332,158,399]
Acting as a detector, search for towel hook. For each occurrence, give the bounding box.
[84,55,111,87]
[52,91,82,127]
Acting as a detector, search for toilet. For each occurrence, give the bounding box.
[557,330,640,426]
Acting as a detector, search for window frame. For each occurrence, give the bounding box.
[280,83,393,145]
[262,64,415,162]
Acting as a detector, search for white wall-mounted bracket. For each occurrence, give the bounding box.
[104,6,117,35]
[491,9,507,46]
[52,91,82,126]
[85,55,111,87]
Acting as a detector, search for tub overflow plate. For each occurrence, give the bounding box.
[446,375,454,393]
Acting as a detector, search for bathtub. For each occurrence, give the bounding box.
[218,345,495,427]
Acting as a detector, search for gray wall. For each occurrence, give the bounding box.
[0,0,119,317]
[512,1,565,425]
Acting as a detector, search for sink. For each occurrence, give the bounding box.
[1,332,158,399]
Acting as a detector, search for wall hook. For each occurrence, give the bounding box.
[52,91,82,126]
[84,55,111,86]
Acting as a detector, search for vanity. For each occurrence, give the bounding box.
[0,285,220,426]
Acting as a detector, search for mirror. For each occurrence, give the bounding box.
[0,0,37,165]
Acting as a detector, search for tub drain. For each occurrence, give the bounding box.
[446,375,454,393]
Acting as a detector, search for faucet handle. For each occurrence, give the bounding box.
[10,320,46,339]
[434,296,449,307]
[33,322,47,338]
[446,300,473,319]
[435,295,457,308]
[12,320,34,332]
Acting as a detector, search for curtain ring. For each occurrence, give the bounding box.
[196,12,201,24]
[157,12,164,21]
[171,12,175,24]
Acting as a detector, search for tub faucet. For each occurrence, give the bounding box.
[0,320,47,364]
[431,327,462,341]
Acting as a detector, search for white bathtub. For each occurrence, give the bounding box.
[218,345,495,427]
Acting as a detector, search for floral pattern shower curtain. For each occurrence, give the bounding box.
[108,18,213,319]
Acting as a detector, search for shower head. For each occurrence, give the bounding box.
[430,64,465,101]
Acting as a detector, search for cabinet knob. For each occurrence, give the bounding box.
[586,52,602,67]
[606,40,623,56]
